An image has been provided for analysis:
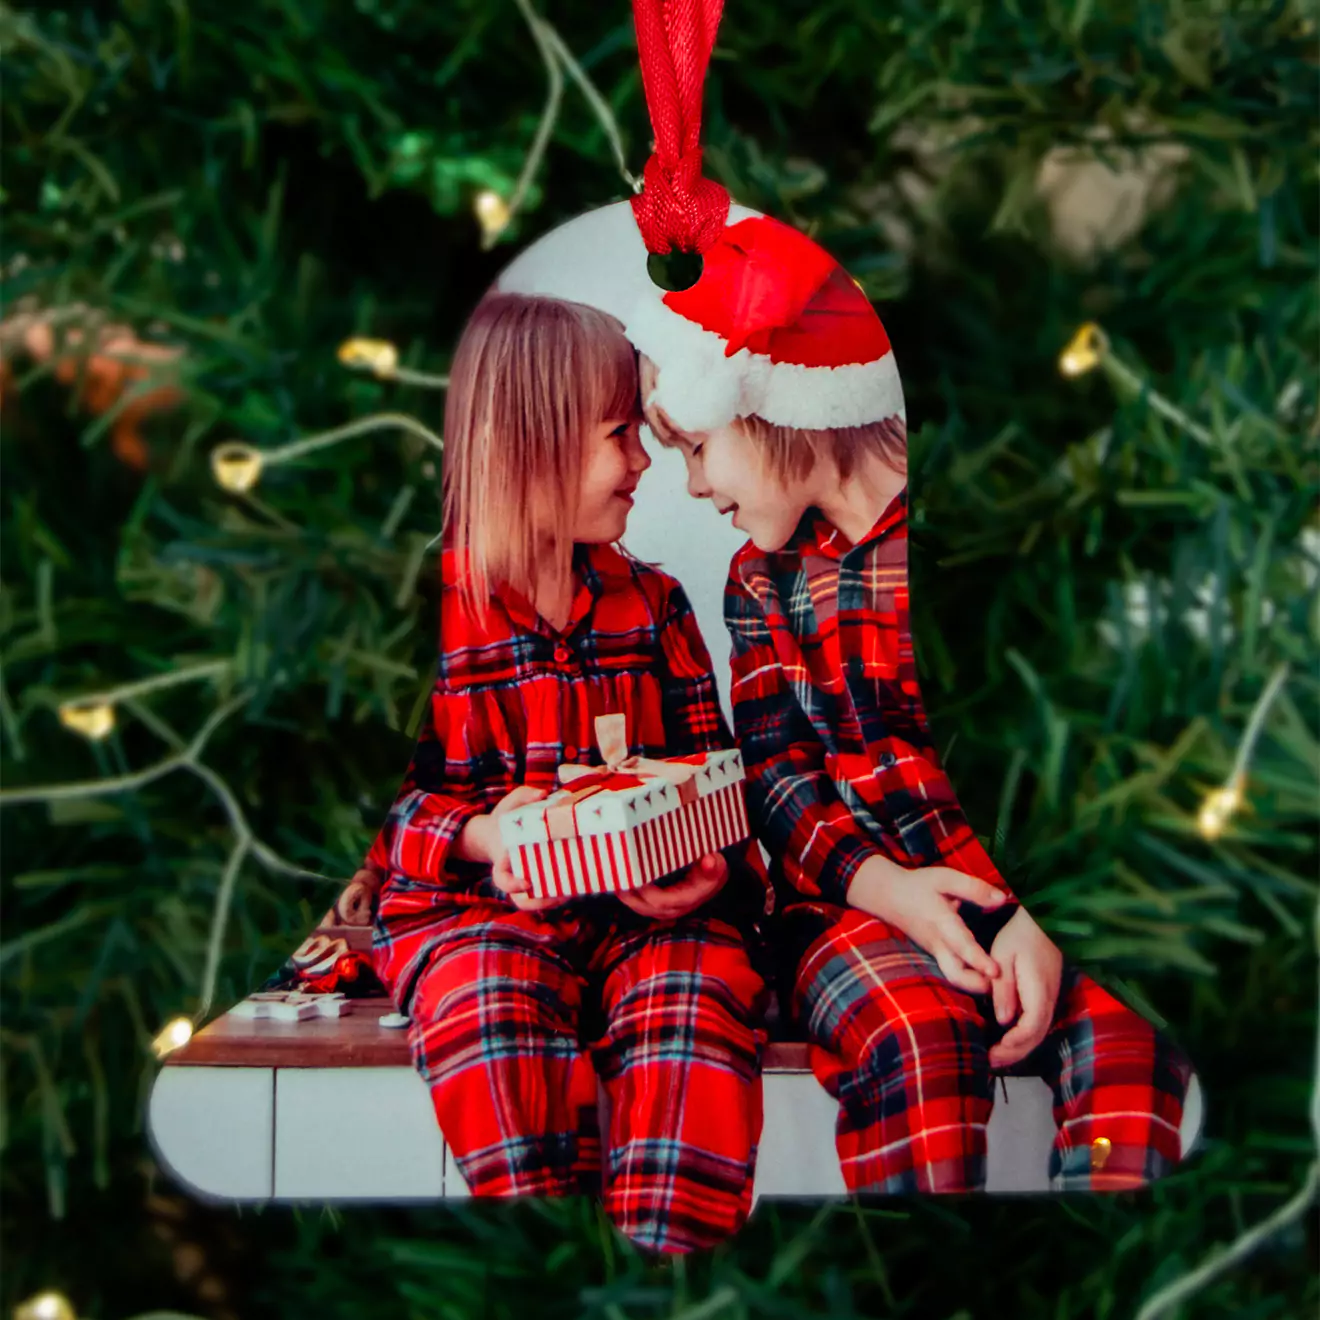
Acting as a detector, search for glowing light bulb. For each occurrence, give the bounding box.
[57,702,115,741]
[337,337,399,377]
[1059,322,1108,378]
[152,1016,194,1059]
[474,190,511,241]
[209,441,264,493]
[1197,776,1244,841]
[16,1291,77,1320]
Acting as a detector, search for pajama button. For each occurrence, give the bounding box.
[879,751,897,768]
[553,645,570,664]
[563,746,578,762]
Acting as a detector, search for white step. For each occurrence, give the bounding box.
[149,1061,1203,1203]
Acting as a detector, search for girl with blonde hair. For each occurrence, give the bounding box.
[368,293,770,1254]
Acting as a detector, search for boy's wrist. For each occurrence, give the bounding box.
[845,854,906,919]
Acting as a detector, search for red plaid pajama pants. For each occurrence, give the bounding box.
[374,895,766,1253]
[781,903,1192,1193]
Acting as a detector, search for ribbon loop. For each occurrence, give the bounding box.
[630,0,731,255]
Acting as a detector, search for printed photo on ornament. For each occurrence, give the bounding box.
[149,198,1202,1248]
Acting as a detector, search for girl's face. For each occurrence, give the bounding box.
[571,414,651,544]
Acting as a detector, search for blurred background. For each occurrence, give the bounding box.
[2,2,1317,1317]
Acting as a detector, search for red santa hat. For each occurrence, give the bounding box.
[625,215,906,434]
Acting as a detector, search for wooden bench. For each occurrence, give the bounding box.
[149,998,1204,1203]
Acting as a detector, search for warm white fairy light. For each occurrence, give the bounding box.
[56,702,116,741]
[1058,322,1107,377]
[151,1016,195,1059]
[337,337,399,378]
[474,189,512,242]
[15,1292,77,1320]
[1059,320,1214,445]
[1195,663,1290,842]
[336,338,449,389]
[209,440,265,493]
[1197,776,1244,841]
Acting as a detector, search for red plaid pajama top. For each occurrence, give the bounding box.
[371,543,769,996]
[724,489,1018,912]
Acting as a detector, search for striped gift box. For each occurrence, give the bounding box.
[499,746,750,899]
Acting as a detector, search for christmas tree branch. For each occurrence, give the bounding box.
[1135,900,1320,1320]
[0,690,332,1022]
[495,0,566,251]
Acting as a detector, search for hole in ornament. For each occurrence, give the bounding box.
[647,250,703,292]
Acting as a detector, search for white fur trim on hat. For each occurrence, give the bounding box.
[626,292,764,432]
[758,353,905,430]
[627,293,905,433]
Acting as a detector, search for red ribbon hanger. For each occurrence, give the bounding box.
[629,0,731,255]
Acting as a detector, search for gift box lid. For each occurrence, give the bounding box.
[499,746,744,845]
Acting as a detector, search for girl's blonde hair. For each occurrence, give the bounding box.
[443,293,639,617]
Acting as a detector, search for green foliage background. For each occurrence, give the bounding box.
[2,1,1317,1316]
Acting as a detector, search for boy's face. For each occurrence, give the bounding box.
[667,421,807,553]
[640,361,806,553]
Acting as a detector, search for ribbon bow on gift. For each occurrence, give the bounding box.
[542,714,705,838]
[559,713,703,796]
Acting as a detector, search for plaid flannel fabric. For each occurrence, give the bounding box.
[725,490,1016,909]
[787,903,1191,1192]
[727,499,1188,1192]
[369,544,769,1251]
[372,542,768,992]
[401,903,765,1251]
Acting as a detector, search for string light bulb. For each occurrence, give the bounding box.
[474,190,511,242]
[337,337,399,378]
[151,1016,195,1059]
[1090,1136,1113,1171]
[209,441,264,493]
[1197,774,1245,841]
[15,1292,77,1320]
[57,702,115,741]
[1058,322,1108,377]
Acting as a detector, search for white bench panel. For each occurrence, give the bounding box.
[148,1067,274,1200]
[754,1072,847,1199]
[152,1066,1205,1201]
[985,1079,1054,1192]
[274,1067,445,1200]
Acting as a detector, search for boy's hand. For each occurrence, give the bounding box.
[987,907,1064,1069]
[616,853,728,921]
[849,857,1007,995]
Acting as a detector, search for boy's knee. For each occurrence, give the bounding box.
[844,986,989,1086]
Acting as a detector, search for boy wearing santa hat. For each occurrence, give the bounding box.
[630,213,1192,1193]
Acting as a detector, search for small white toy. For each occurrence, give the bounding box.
[231,992,354,1022]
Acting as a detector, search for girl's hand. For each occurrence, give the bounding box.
[616,853,728,921]
[459,786,566,914]
[848,857,1007,995]
[458,786,549,867]
[987,907,1064,1070]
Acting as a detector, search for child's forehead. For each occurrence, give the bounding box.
[641,396,701,450]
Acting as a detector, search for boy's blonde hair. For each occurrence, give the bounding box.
[443,293,639,616]
[641,355,906,482]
